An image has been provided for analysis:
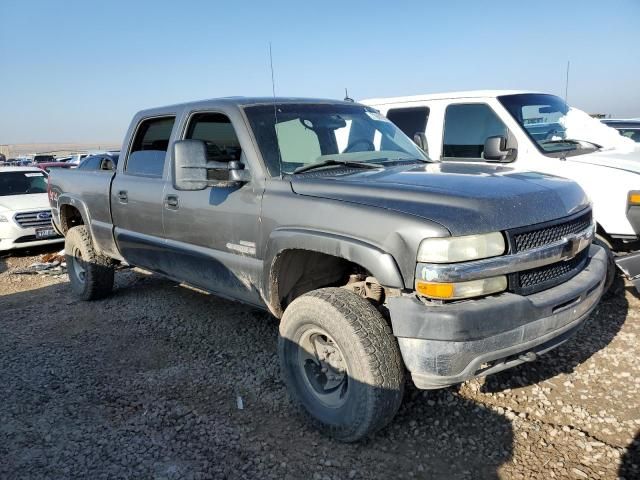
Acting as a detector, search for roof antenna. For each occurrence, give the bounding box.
[564,60,570,103]
[344,88,354,102]
[269,42,283,178]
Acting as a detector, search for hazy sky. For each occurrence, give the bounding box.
[1,0,639,144]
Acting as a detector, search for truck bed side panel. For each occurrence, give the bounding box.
[49,169,120,258]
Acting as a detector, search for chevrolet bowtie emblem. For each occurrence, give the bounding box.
[561,234,581,261]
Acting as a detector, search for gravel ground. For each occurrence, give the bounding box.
[1,247,638,480]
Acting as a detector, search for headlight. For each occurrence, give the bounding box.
[416,276,507,300]
[417,232,505,263]
[0,214,8,222]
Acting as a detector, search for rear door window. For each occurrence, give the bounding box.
[386,107,430,139]
[80,156,101,170]
[126,116,175,176]
[443,104,507,160]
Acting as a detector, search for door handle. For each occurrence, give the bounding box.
[165,194,179,209]
[118,190,128,203]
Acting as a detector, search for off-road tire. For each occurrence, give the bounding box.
[594,234,617,296]
[65,225,114,300]
[278,287,405,442]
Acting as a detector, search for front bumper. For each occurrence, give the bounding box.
[627,205,640,236]
[388,245,607,389]
[0,221,63,252]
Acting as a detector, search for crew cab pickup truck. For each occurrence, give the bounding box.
[48,97,606,441]
[362,91,640,290]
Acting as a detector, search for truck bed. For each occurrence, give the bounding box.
[48,168,118,257]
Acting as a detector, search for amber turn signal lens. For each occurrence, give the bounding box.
[629,192,640,205]
[416,276,507,300]
[415,281,455,299]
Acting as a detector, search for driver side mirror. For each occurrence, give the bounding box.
[173,139,250,191]
[413,132,429,155]
[483,135,517,162]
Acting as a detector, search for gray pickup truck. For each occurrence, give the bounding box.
[49,97,607,441]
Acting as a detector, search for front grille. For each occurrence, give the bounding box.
[511,210,592,253]
[507,209,592,295]
[512,249,589,295]
[14,210,53,229]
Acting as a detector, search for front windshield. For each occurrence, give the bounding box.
[243,103,429,176]
[0,170,48,196]
[499,93,635,156]
[499,93,578,155]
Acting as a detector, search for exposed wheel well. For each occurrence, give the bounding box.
[596,223,631,252]
[269,249,375,317]
[59,204,84,234]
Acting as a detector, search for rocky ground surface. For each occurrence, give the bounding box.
[1,247,638,480]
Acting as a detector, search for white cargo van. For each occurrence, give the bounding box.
[362,91,640,288]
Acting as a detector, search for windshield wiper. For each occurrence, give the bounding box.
[293,159,381,174]
[376,157,431,165]
[541,139,602,149]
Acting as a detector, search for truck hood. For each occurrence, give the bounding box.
[290,163,590,236]
[570,145,640,174]
[0,193,50,213]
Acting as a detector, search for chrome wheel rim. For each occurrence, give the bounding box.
[71,247,86,284]
[298,327,349,409]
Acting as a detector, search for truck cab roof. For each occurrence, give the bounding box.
[136,97,360,118]
[362,90,538,106]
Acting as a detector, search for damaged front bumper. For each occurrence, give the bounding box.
[387,245,607,389]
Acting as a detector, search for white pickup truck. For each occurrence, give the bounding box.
[362,90,640,288]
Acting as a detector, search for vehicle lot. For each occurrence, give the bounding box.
[1,248,638,480]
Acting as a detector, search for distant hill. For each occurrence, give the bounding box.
[0,142,121,158]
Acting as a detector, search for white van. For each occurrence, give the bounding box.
[362,91,640,288]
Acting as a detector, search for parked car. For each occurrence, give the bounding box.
[362,91,640,289]
[77,152,119,171]
[7,158,33,167]
[48,97,606,441]
[0,167,63,251]
[601,119,640,142]
[32,154,56,164]
[36,162,75,173]
[58,153,89,166]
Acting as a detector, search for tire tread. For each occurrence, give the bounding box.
[65,225,114,300]
[279,287,405,442]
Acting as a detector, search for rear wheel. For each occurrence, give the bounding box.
[65,225,114,300]
[278,287,405,442]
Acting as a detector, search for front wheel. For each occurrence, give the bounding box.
[278,288,405,442]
